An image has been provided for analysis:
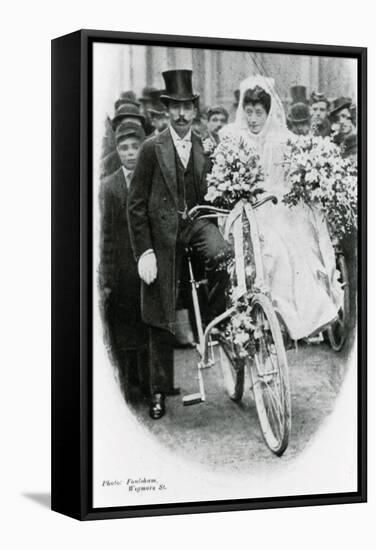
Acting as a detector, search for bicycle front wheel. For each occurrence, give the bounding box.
[247,293,291,456]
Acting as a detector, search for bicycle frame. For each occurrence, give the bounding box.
[182,195,277,406]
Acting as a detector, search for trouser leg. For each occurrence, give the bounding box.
[187,219,232,320]
[148,326,174,395]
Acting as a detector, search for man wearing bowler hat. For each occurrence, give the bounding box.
[128,69,231,420]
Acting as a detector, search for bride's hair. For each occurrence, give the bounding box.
[242,85,271,114]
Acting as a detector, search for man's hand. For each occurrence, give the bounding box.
[138,251,158,285]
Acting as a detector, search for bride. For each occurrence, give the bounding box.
[219,75,343,340]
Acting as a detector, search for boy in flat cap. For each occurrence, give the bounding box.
[128,69,231,420]
[100,121,149,401]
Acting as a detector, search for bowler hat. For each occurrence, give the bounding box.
[139,86,159,103]
[112,103,145,130]
[160,70,199,104]
[310,91,329,107]
[147,89,168,115]
[287,102,310,123]
[114,91,140,111]
[329,96,352,117]
[290,85,308,104]
[115,121,145,144]
[206,105,229,121]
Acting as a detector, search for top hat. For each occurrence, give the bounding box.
[112,103,145,130]
[206,105,229,121]
[160,70,199,104]
[147,89,168,115]
[114,91,140,111]
[287,102,310,123]
[329,96,352,117]
[290,85,308,104]
[115,121,145,144]
[139,86,159,103]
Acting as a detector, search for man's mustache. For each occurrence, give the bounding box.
[176,117,189,123]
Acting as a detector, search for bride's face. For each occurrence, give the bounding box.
[244,102,268,134]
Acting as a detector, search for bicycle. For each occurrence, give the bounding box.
[182,195,291,456]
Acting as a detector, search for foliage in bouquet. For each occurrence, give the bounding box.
[205,135,265,209]
[282,135,357,240]
[222,293,258,359]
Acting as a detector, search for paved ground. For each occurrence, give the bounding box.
[129,331,355,473]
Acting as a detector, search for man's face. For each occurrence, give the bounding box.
[207,113,227,135]
[150,112,169,132]
[336,107,353,135]
[116,136,141,170]
[168,100,196,135]
[311,101,328,124]
[292,121,311,136]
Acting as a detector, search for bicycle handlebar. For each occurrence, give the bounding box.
[188,195,278,221]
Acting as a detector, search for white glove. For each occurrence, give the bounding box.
[138,251,158,285]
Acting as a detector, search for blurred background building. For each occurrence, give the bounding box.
[94,43,357,120]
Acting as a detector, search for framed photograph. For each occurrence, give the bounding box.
[51,29,367,520]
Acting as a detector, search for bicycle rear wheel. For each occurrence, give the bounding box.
[247,293,291,456]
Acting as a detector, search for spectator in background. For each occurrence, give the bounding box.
[290,85,308,105]
[114,90,139,110]
[310,91,331,137]
[147,89,170,136]
[287,102,311,136]
[329,97,356,149]
[100,101,145,179]
[139,86,159,136]
[206,105,229,145]
[100,121,149,401]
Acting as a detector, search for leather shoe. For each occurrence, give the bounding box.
[149,393,165,420]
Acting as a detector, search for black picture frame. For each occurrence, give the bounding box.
[51,29,367,521]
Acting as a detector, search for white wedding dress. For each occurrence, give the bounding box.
[220,75,343,340]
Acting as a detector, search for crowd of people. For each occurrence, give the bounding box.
[99,68,357,419]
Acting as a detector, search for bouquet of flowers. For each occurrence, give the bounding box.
[204,135,265,209]
[282,135,357,240]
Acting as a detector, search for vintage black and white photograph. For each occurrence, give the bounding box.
[92,40,360,509]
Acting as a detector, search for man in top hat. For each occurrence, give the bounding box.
[310,91,331,137]
[290,85,308,105]
[205,105,229,145]
[147,89,170,136]
[128,69,231,420]
[329,97,356,149]
[287,102,311,136]
[100,121,149,401]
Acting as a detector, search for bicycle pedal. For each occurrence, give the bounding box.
[182,393,204,406]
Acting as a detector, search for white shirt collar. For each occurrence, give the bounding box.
[169,126,192,144]
[122,166,133,187]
